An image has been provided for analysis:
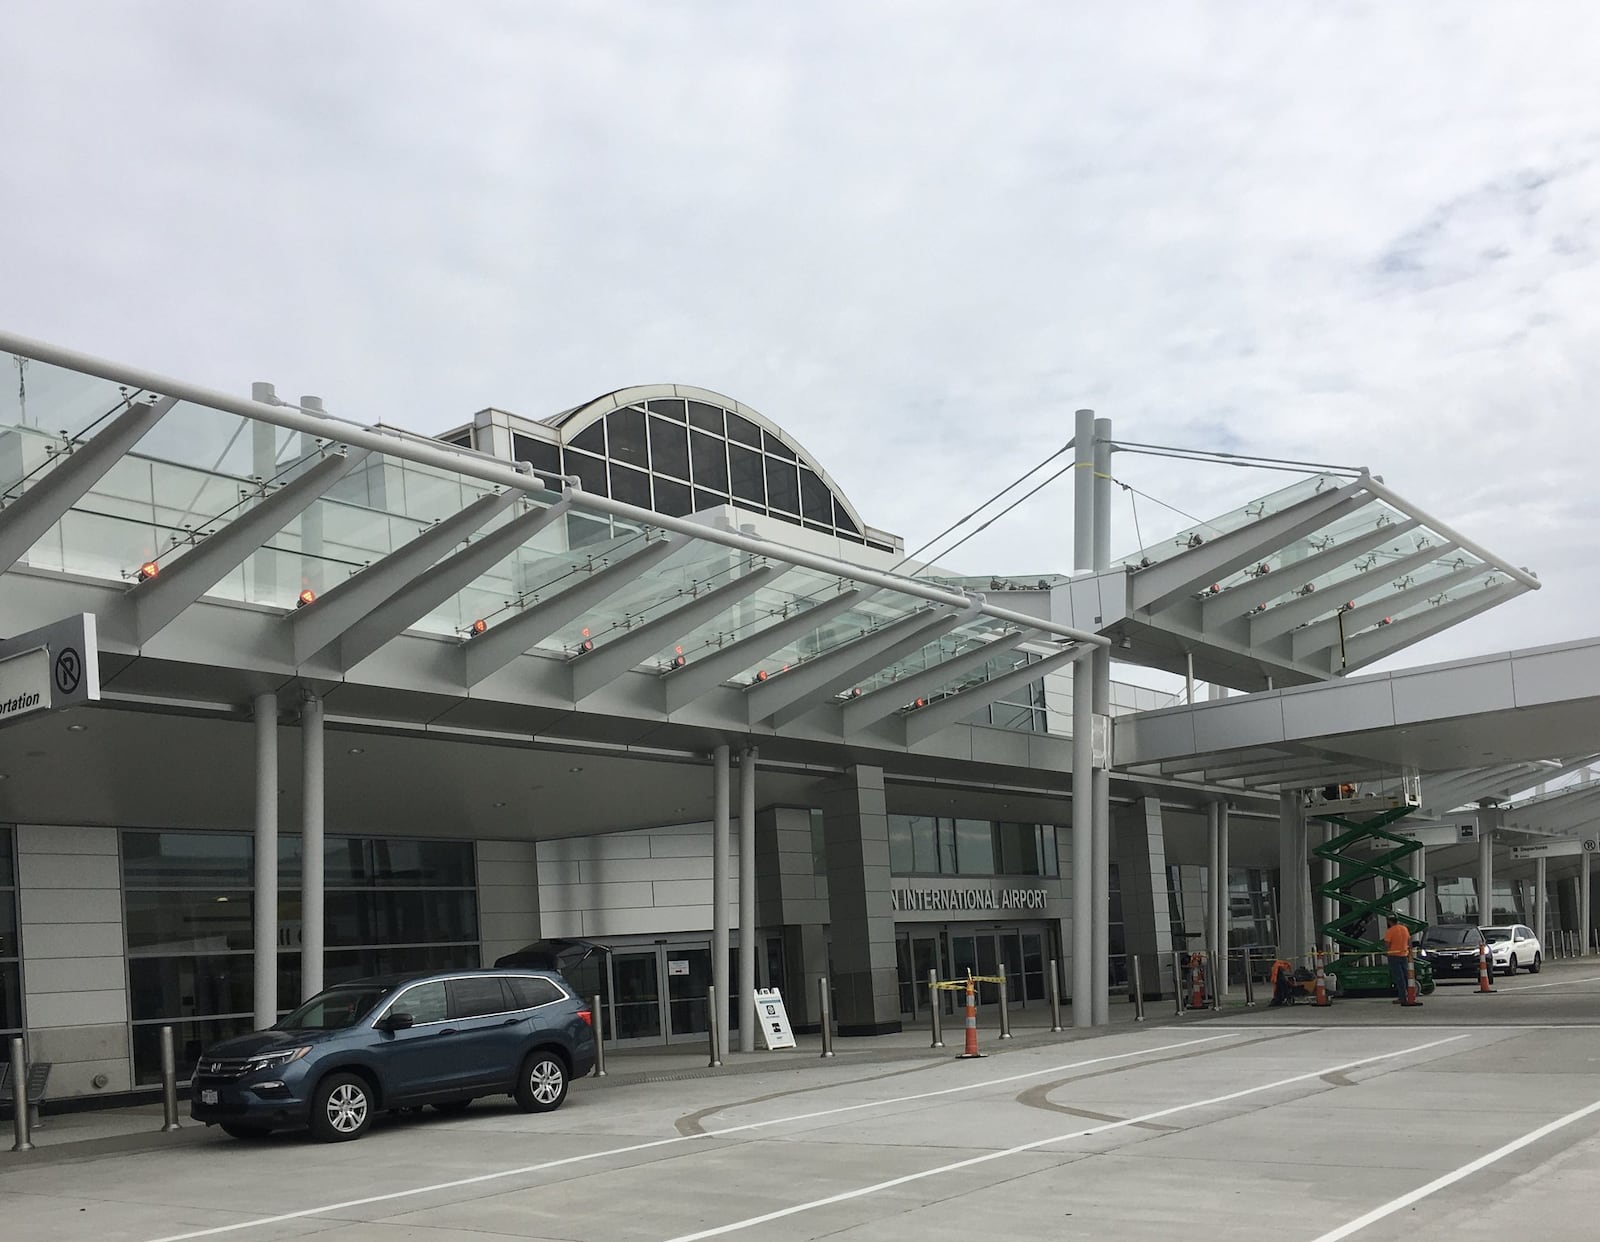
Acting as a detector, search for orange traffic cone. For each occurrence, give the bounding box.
[1404,951,1421,1006]
[1476,942,1496,994]
[958,973,983,1059]
[1313,954,1330,1007]
[1188,954,1208,1010]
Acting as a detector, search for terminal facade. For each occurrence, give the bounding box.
[0,333,1582,1104]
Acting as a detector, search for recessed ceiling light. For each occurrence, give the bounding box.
[348,747,365,755]
[569,766,584,773]
[491,801,507,808]
[215,896,230,903]
[67,723,88,733]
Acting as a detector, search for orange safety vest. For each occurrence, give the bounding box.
[1383,922,1411,958]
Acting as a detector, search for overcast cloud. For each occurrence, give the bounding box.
[5,2,1598,677]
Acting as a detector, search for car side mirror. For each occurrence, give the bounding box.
[379,1011,415,1032]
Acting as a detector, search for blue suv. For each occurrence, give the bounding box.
[190,968,596,1141]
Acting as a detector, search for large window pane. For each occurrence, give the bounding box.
[123,830,251,888]
[726,411,762,448]
[133,1015,256,1085]
[996,822,1041,875]
[323,838,475,887]
[512,434,561,476]
[609,462,652,508]
[606,408,649,468]
[0,963,19,1034]
[889,816,913,874]
[327,889,478,947]
[762,430,797,461]
[729,444,765,506]
[765,457,800,514]
[686,401,723,434]
[910,816,939,874]
[690,430,729,491]
[799,469,833,524]
[563,449,609,497]
[569,420,605,454]
[955,819,995,875]
[321,944,479,988]
[126,890,253,952]
[648,397,687,421]
[129,954,254,1022]
[653,477,693,517]
[648,416,690,481]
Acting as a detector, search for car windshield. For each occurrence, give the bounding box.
[1422,926,1478,946]
[277,984,394,1031]
[1481,928,1513,943]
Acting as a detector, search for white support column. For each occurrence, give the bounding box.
[1317,823,1334,952]
[253,692,279,1029]
[1582,853,1591,957]
[301,694,325,1001]
[711,744,731,1057]
[1476,805,1496,925]
[1536,856,1548,948]
[1277,793,1306,966]
[1206,803,1220,964]
[1070,408,1095,1028]
[1090,417,1113,1026]
[1413,844,1429,925]
[1217,803,1231,998]
[738,747,758,1054]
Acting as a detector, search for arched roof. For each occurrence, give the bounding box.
[542,383,870,540]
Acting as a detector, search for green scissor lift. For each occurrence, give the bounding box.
[1310,790,1436,997]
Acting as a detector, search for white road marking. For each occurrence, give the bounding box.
[657,1033,1470,1242]
[143,1032,1241,1242]
[1498,973,1600,991]
[1310,1094,1600,1241]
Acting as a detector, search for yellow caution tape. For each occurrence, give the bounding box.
[931,976,1006,989]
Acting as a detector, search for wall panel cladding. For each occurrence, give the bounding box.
[16,824,132,1096]
[538,821,741,938]
[477,839,541,966]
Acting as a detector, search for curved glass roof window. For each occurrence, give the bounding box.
[530,385,890,553]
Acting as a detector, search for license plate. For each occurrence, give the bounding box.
[200,1089,218,1105]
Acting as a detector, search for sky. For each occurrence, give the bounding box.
[5,2,1598,678]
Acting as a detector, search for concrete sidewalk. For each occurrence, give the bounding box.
[2,993,1200,1162]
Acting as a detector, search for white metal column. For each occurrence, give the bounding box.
[711,744,731,1057]
[1070,408,1095,1028]
[1205,803,1220,964]
[738,747,757,1053]
[1090,415,1112,1027]
[1317,823,1334,952]
[1536,856,1548,948]
[1476,805,1495,925]
[1277,793,1306,965]
[1217,802,1231,998]
[253,692,279,1028]
[301,694,325,1001]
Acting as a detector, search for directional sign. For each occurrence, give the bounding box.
[1510,839,1584,860]
[1387,824,1466,848]
[0,613,99,729]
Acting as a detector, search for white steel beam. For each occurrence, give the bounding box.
[904,644,1085,746]
[1252,538,1456,645]
[1339,583,1526,671]
[840,627,1039,734]
[1290,560,1479,662]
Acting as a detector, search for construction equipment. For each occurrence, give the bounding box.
[1308,777,1437,998]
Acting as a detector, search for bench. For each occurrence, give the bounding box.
[0,1061,53,1129]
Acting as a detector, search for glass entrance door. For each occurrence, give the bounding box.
[611,950,662,1042]
[664,945,712,1043]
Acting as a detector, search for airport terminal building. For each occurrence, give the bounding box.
[2,331,1588,1105]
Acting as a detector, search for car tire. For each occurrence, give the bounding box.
[433,1099,473,1115]
[1507,955,1517,976]
[514,1051,569,1114]
[1529,953,1542,974]
[219,1123,271,1140]
[310,1072,375,1142]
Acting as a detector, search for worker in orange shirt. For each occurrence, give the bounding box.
[1384,918,1420,1006]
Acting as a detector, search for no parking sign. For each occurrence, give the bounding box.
[755,988,796,1050]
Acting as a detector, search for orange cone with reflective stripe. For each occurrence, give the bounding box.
[958,974,984,1058]
[1404,951,1421,1006]
[1477,942,1495,993]
[1188,955,1207,1010]
[1314,953,1330,1006]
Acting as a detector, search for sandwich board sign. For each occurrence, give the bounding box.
[754,987,796,1050]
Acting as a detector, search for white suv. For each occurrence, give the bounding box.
[1480,925,1542,975]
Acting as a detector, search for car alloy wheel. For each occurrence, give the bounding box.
[1508,955,1517,975]
[514,1052,569,1113]
[311,1072,374,1142]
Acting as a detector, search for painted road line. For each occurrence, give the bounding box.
[1310,1094,1600,1241]
[143,1032,1243,1242]
[657,1033,1471,1242]
[1498,973,1600,991]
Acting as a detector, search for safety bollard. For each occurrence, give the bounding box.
[9,1037,31,1153]
[1242,949,1256,1007]
[997,965,1012,1039]
[818,976,835,1059]
[159,1025,181,1132]
[927,969,944,1048]
[1047,958,1063,1033]
[958,974,983,1058]
[1131,954,1146,1022]
[1173,951,1186,1017]
[591,996,607,1077]
[707,985,722,1068]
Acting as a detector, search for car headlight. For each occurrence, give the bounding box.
[247,1046,311,1071]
